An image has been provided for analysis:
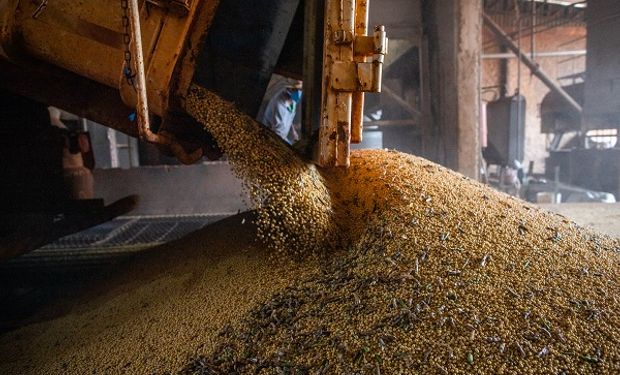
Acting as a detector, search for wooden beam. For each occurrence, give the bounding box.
[381,84,421,118]
[364,119,416,127]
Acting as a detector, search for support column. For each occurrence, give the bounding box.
[422,0,481,179]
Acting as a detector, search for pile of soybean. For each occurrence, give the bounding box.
[1,215,320,374]
[0,87,618,375]
[184,87,620,374]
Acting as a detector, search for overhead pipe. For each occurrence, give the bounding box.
[483,12,583,115]
[482,50,586,59]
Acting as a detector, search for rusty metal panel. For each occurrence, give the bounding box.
[120,0,220,116]
[6,0,219,120]
[14,1,129,88]
[318,0,386,167]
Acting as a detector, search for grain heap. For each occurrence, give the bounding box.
[177,145,620,373]
[1,89,619,375]
[0,214,318,374]
[185,87,336,256]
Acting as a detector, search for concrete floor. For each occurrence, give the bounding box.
[538,203,620,238]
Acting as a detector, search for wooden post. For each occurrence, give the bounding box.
[422,0,480,179]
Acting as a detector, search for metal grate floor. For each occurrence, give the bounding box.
[3,214,235,268]
[42,214,232,249]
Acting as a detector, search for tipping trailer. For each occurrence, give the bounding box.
[0,0,387,259]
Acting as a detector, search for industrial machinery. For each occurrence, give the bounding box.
[0,0,387,165]
[483,1,619,202]
[483,94,526,168]
[0,0,388,258]
[539,0,620,200]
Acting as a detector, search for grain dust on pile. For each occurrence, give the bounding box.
[182,150,620,374]
[1,87,619,374]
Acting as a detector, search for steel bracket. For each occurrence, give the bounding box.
[330,24,386,92]
[354,26,388,56]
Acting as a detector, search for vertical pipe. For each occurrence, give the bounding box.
[530,0,536,61]
[126,0,202,165]
[107,128,119,168]
[516,3,522,97]
[127,0,151,139]
[516,3,522,153]
[419,37,433,159]
[351,0,368,144]
[499,45,508,97]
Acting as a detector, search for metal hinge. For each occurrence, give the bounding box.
[331,25,388,92]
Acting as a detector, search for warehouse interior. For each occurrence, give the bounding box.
[1,0,619,373]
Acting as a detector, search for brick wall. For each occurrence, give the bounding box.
[482,26,586,173]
